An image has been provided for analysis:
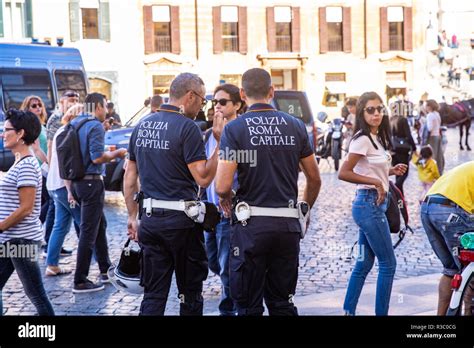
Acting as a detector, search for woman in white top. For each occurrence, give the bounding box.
[425,99,444,174]
[338,92,407,315]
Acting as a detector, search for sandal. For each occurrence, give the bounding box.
[45,266,72,276]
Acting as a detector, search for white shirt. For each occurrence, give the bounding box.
[426,111,441,136]
[349,133,392,192]
[46,127,66,191]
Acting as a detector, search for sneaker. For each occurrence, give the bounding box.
[99,273,110,284]
[72,280,105,294]
[60,247,73,256]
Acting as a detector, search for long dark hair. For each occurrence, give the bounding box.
[352,92,392,151]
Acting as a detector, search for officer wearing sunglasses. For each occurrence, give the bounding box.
[124,73,225,316]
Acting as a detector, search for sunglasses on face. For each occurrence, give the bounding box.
[364,106,385,115]
[30,103,42,109]
[212,98,233,107]
[64,92,79,98]
[191,91,207,107]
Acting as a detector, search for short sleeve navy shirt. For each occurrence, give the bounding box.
[129,104,207,202]
[220,103,313,232]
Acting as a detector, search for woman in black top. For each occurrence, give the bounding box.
[390,112,416,194]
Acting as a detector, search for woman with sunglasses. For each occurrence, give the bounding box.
[0,109,55,316]
[20,96,54,254]
[339,92,407,315]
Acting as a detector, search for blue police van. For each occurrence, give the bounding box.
[0,43,88,171]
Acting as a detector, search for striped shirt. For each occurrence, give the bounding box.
[0,156,43,243]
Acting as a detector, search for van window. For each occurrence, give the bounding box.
[0,69,54,111]
[55,70,87,102]
[273,97,305,122]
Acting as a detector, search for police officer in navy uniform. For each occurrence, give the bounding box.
[215,68,322,316]
[124,73,224,315]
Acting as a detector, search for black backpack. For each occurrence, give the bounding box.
[386,181,414,249]
[56,117,94,181]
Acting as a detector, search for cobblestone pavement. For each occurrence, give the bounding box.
[2,127,473,315]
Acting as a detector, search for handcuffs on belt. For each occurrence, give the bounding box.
[234,201,310,239]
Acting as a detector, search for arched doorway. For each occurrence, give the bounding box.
[88,78,112,101]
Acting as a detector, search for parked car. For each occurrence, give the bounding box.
[271,90,318,151]
[0,43,88,171]
[104,90,317,192]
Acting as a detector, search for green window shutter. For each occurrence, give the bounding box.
[99,0,110,42]
[0,0,4,38]
[25,0,33,38]
[69,0,80,42]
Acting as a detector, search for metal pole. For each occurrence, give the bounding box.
[195,0,199,60]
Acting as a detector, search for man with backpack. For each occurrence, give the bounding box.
[67,93,126,293]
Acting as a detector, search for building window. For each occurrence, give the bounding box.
[323,73,346,107]
[152,5,171,52]
[274,6,292,52]
[326,7,343,52]
[81,7,99,39]
[388,7,404,51]
[220,74,241,86]
[221,6,238,52]
[2,0,33,39]
[153,75,175,95]
[69,0,110,42]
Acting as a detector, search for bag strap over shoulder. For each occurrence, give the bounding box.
[72,117,95,132]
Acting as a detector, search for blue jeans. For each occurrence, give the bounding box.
[47,187,81,267]
[421,195,474,276]
[0,239,54,316]
[204,218,236,316]
[343,189,396,316]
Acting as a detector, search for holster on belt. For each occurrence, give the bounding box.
[134,192,144,220]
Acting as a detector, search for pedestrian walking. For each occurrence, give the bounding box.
[338,91,407,316]
[425,100,445,174]
[390,109,416,194]
[124,73,224,315]
[0,109,54,316]
[215,68,321,316]
[420,161,474,315]
[45,90,80,256]
[70,93,126,293]
[45,104,84,276]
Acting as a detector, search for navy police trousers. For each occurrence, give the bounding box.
[138,212,208,316]
[229,223,300,316]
